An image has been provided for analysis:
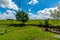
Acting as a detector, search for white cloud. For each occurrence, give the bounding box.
[28,9,31,12]
[37,7,57,14]
[27,0,38,5]
[0,0,19,10]
[0,10,16,20]
[6,10,16,15]
[28,7,58,19]
[0,6,58,20]
[28,12,50,20]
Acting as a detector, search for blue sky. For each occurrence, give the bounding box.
[0,0,60,19]
[20,0,59,13]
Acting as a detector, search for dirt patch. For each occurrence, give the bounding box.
[40,27,60,34]
[54,35,60,38]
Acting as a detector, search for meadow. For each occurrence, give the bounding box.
[0,20,60,40]
[0,20,60,25]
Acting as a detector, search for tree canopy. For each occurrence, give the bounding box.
[16,11,29,23]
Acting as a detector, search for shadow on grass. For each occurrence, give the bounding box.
[9,24,40,27]
[9,24,26,27]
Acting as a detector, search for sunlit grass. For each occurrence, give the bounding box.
[0,26,60,40]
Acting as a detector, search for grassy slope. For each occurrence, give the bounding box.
[0,26,60,40]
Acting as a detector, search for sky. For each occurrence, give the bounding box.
[0,0,60,20]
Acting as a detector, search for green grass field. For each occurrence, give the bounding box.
[0,26,60,40]
[0,20,60,40]
[0,20,60,25]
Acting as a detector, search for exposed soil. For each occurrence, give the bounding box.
[40,27,60,34]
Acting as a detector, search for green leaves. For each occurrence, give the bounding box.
[16,11,29,23]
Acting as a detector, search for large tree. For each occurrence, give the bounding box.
[50,3,60,19]
[16,11,29,23]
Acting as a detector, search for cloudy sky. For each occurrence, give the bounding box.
[0,0,60,20]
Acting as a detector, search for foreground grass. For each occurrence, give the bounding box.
[0,26,60,40]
